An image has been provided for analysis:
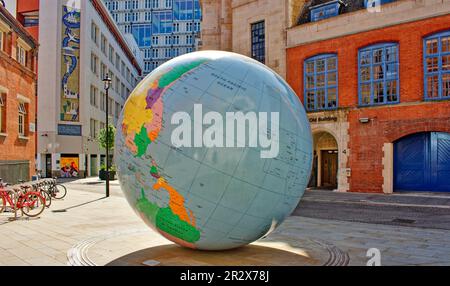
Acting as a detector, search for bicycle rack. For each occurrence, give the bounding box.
[10,190,21,221]
[3,178,56,221]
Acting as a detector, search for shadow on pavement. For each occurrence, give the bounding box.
[52,197,107,213]
[106,244,322,266]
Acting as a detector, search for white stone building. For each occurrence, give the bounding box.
[37,0,143,178]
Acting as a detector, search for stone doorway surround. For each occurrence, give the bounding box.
[309,110,349,192]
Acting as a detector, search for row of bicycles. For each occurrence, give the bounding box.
[0,178,67,218]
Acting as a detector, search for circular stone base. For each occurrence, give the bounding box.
[106,244,323,266]
[67,229,349,266]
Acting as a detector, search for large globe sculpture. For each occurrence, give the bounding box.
[115,51,313,251]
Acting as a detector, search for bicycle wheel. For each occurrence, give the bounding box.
[40,190,52,208]
[53,184,67,200]
[21,193,46,217]
[0,195,5,213]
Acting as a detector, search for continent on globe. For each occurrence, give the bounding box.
[122,58,208,159]
[116,51,313,251]
[136,188,200,249]
[150,161,161,179]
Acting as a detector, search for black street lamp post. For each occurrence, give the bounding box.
[103,74,112,198]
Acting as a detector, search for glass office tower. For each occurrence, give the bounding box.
[104,0,201,75]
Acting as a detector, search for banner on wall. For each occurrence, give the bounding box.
[60,156,79,178]
[60,5,81,122]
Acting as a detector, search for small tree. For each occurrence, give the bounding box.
[97,124,116,152]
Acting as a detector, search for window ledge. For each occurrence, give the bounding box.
[0,133,7,137]
[424,97,450,102]
[18,136,29,141]
[306,109,339,113]
[357,102,400,108]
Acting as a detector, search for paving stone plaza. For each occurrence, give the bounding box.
[1,179,449,266]
[0,0,449,269]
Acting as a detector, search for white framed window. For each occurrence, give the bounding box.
[91,22,99,45]
[152,36,159,45]
[109,45,114,63]
[18,102,27,137]
[186,35,193,45]
[101,34,107,55]
[90,85,98,107]
[17,45,26,66]
[91,53,98,75]
[100,62,107,79]
[145,12,151,21]
[90,119,97,139]
[173,23,179,33]
[100,91,106,112]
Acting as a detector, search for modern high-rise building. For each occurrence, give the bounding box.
[103,0,202,75]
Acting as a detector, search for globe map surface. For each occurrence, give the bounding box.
[115,51,313,250]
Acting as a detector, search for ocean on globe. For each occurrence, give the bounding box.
[115,51,313,251]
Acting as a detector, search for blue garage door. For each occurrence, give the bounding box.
[394,132,450,192]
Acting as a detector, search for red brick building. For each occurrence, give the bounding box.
[16,0,39,41]
[0,3,38,183]
[287,0,450,193]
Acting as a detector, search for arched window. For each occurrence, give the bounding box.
[358,43,399,106]
[424,30,450,100]
[304,54,338,111]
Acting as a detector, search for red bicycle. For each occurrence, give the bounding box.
[0,183,46,218]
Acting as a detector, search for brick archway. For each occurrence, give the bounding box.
[385,119,450,143]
